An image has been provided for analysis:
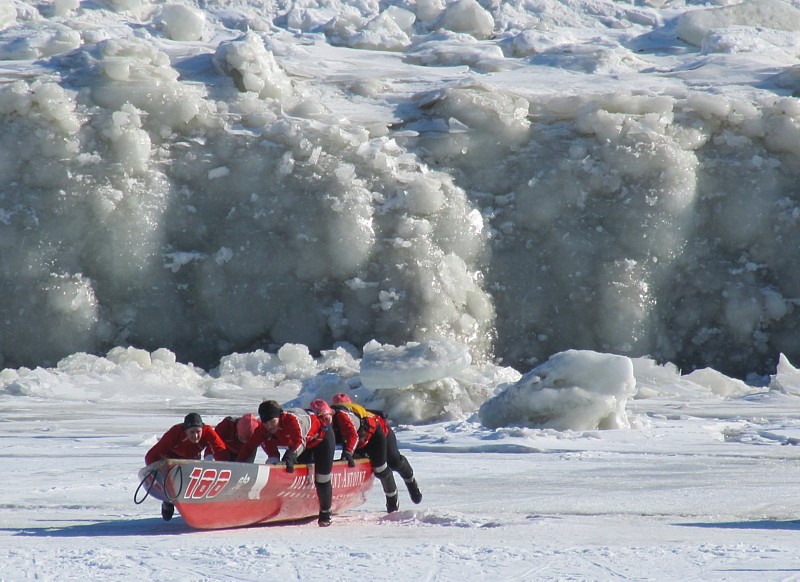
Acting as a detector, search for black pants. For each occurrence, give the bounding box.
[360,427,413,481]
[297,428,335,512]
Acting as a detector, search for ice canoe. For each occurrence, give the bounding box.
[136,458,374,529]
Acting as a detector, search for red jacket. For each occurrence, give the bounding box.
[207,416,269,461]
[331,409,361,454]
[145,423,228,466]
[212,417,240,459]
[334,403,389,449]
[356,415,389,449]
[236,409,327,462]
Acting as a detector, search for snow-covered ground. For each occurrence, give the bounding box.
[5,0,800,579]
[4,345,800,580]
[3,0,800,376]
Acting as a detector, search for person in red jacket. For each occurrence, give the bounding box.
[236,400,336,527]
[144,412,228,520]
[204,413,263,461]
[310,399,399,513]
[331,393,422,507]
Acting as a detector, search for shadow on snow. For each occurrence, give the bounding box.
[677,520,800,531]
[4,516,318,537]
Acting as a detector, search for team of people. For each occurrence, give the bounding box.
[145,395,422,527]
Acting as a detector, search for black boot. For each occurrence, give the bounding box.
[405,478,422,504]
[315,480,333,527]
[375,466,399,513]
[161,501,175,521]
[386,492,399,513]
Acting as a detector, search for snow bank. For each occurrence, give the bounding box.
[157,4,205,42]
[436,0,495,40]
[676,0,800,48]
[0,346,206,401]
[359,338,471,390]
[632,357,760,400]
[4,343,799,429]
[214,33,294,100]
[769,353,800,396]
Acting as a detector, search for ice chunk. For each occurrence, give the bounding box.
[479,350,636,430]
[677,0,800,48]
[359,338,472,390]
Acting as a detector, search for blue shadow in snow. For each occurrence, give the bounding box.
[5,515,318,537]
[677,520,800,531]
[4,518,194,538]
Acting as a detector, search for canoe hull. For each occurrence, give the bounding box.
[137,458,374,529]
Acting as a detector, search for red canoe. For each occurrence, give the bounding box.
[136,458,374,529]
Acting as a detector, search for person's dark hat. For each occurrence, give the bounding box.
[183,412,204,429]
[258,400,283,422]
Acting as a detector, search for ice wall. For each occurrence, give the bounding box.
[1,0,800,378]
[409,86,800,377]
[0,32,492,369]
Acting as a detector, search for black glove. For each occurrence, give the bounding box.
[341,450,355,467]
[282,449,297,473]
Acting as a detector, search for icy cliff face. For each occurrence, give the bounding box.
[410,86,800,376]
[1,0,800,376]
[0,29,494,369]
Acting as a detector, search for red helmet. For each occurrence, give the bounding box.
[236,413,260,442]
[332,393,351,404]
[310,399,333,417]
